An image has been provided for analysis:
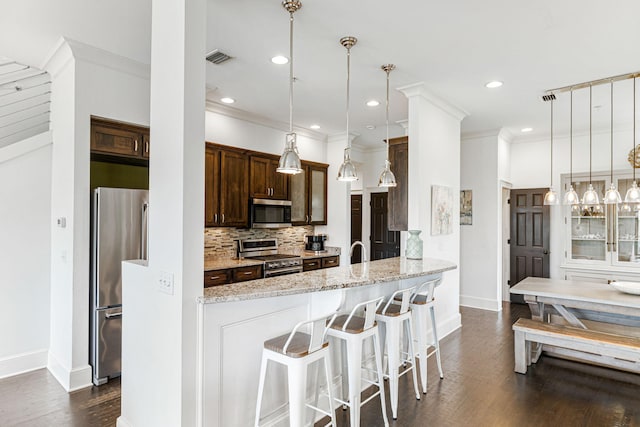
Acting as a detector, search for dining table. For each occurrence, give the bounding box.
[510,277,640,373]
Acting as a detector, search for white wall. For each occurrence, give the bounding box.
[510,128,634,279]
[0,133,52,378]
[45,38,151,391]
[400,83,465,338]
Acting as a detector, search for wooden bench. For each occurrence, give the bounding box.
[512,318,640,374]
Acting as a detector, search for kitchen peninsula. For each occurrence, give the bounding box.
[196,256,456,426]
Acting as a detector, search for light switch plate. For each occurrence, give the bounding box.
[158,271,174,295]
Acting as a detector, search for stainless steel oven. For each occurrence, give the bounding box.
[237,238,302,277]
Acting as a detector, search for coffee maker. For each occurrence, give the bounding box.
[305,234,327,251]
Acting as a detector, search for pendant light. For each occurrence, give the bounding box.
[625,77,640,203]
[582,85,601,205]
[337,36,358,182]
[544,97,559,205]
[604,81,622,204]
[564,89,580,205]
[276,0,303,175]
[378,64,397,188]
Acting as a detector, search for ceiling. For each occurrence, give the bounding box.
[3,0,640,146]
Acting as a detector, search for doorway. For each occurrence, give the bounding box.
[509,188,550,303]
[370,192,400,261]
[350,194,363,264]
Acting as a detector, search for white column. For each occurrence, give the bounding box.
[398,82,466,338]
[118,0,205,425]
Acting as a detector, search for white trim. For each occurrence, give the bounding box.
[460,295,503,312]
[0,349,48,379]
[116,416,133,427]
[0,130,52,164]
[438,312,463,339]
[397,82,468,121]
[42,37,150,80]
[205,101,326,142]
[47,351,92,392]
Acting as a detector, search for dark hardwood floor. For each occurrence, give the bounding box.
[1,304,638,426]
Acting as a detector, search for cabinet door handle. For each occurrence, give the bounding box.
[209,276,220,280]
[214,213,218,223]
[308,262,316,266]
[145,140,149,153]
[243,271,253,275]
[134,139,138,152]
[221,214,225,223]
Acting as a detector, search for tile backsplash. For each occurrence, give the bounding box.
[204,226,314,258]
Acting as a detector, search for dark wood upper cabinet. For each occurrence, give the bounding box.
[249,155,289,200]
[290,161,328,226]
[90,117,149,162]
[387,136,408,231]
[205,143,249,227]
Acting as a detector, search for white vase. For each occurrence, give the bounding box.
[406,230,423,259]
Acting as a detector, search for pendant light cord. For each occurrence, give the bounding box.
[346,46,351,151]
[550,98,554,187]
[589,85,593,185]
[570,90,573,184]
[288,11,294,134]
[385,68,390,164]
[611,81,614,183]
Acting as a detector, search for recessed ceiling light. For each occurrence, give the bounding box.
[521,127,533,133]
[310,124,320,130]
[366,100,380,107]
[485,81,503,89]
[220,97,235,104]
[271,55,289,65]
[365,125,376,130]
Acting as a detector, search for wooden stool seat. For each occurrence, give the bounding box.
[376,303,403,316]
[264,332,328,358]
[395,294,431,305]
[329,314,376,334]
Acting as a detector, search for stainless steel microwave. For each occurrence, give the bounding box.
[250,198,292,228]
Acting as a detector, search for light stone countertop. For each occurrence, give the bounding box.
[198,256,457,304]
[203,246,341,271]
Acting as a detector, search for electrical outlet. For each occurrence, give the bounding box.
[158,271,174,295]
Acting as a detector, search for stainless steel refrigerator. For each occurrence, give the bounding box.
[90,187,148,386]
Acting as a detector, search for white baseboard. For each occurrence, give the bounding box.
[116,416,133,427]
[438,312,462,339]
[460,295,502,312]
[0,349,48,379]
[47,352,93,392]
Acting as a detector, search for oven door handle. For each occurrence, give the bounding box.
[264,266,303,277]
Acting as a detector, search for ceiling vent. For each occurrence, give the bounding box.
[541,93,556,102]
[206,49,232,65]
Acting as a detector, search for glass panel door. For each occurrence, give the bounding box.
[569,179,607,262]
[616,178,640,264]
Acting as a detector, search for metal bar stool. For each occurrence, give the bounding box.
[398,278,444,394]
[376,286,421,420]
[326,297,389,427]
[255,313,338,427]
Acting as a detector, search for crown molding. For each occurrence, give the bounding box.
[397,82,468,121]
[205,100,326,142]
[396,119,409,130]
[43,37,150,80]
[326,131,360,145]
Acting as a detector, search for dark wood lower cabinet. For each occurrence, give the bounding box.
[204,265,263,288]
[321,256,340,268]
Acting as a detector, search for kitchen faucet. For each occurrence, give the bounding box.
[349,241,367,263]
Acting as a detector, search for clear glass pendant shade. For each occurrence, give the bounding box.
[625,181,640,203]
[563,185,580,205]
[276,133,302,174]
[337,148,358,181]
[603,183,622,204]
[582,184,600,205]
[543,188,559,205]
[378,160,397,187]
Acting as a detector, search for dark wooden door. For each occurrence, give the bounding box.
[510,188,550,303]
[351,194,363,264]
[220,149,249,227]
[370,192,400,260]
[249,156,271,199]
[388,136,408,231]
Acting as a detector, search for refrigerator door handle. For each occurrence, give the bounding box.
[141,202,149,260]
[105,311,123,319]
